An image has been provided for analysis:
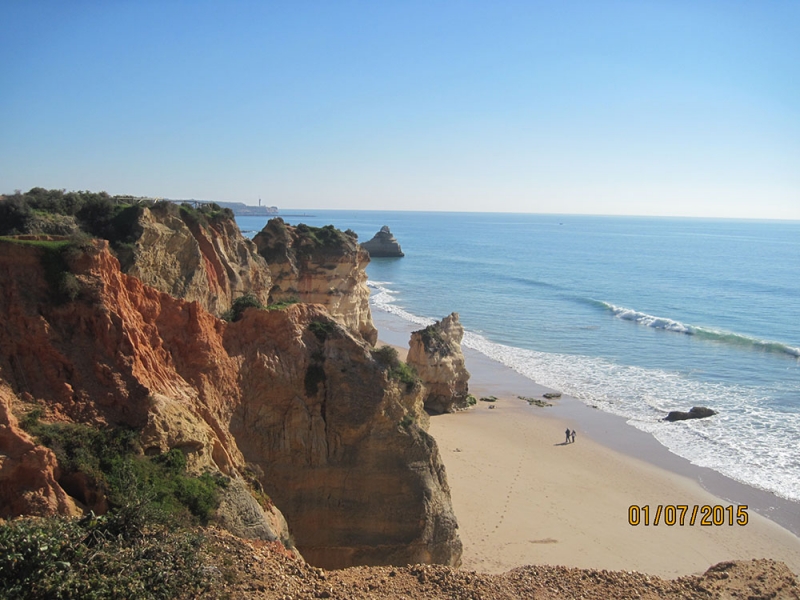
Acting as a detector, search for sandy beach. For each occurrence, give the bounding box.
[375,312,800,579]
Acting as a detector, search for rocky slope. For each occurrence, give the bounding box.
[407,313,471,414]
[253,219,378,345]
[202,529,800,599]
[0,238,460,567]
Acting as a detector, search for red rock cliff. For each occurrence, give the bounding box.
[0,238,460,567]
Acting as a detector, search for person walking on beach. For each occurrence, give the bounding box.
[565,428,571,444]
[571,429,576,443]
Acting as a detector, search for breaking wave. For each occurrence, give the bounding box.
[595,301,800,358]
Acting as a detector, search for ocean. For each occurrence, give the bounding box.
[237,212,800,504]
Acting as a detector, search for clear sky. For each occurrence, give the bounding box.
[1,1,798,218]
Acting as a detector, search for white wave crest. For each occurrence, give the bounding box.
[603,302,694,334]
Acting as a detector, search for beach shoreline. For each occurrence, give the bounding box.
[373,309,800,577]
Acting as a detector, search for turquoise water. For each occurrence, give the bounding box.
[238,212,800,502]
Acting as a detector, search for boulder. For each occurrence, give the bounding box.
[664,406,717,422]
[361,226,404,258]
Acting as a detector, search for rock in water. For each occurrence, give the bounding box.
[664,406,717,421]
[407,313,471,414]
[361,226,404,257]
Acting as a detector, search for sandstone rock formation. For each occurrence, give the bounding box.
[0,383,79,518]
[664,406,717,421]
[0,238,460,567]
[407,314,471,414]
[123,203,273,316]
[361,225,404,257]
[253,219,378,345]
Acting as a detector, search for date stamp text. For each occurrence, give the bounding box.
[628,504,748,526]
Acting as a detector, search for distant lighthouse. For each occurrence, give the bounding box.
[258,198,261,207]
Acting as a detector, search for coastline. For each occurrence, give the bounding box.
[373,309,800,577]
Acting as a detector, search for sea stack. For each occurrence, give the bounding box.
[407,313,471,414]
[361,225,404,257]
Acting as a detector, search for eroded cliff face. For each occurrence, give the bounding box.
[0,383,79,518]
[407,313,471,414]
[253,219,378,345]
[225,308,459,568]
[123,204,272,316]
[0,239,460,567]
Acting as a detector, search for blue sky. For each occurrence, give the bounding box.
[1,1,798,218]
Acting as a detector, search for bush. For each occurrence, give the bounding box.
[372,346,419,391]
[267,297,299,311]
[20,415,225,527]
[419,324,449,354]
[308,319,335,342]
[0,194,33,234]
[0,517,213,599]
[294,223,353,254]
[222,293,264,322]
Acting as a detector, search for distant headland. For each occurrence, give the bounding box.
[165,199,278,216]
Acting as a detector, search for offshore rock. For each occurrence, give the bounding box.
[407,313,471,414]
[0,238,460,567]
[664,406,717,421]
[124,203,272,316]
[361,225,404,258]
[253,218,378,345]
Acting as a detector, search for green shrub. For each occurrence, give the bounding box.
[467,394,477,406]
[399,414,414,430]
[223,293,265,322]
[20,415,224,527]
[267,297,299,310]
[418,323,451,356]
[372,345,400,367]
[371,346,419,391]
[295,223,352,254]
[308,319,335,342]
[0,194,33,234]
[0,517,213,599]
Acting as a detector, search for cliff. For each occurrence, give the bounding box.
[361,225,404,257]
[253,219,378,345]
[407,314,471,414]
[122,203,273,316]
[0,238,460,567]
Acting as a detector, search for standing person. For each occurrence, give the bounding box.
[571,429,576,443]
[565,428,571,444]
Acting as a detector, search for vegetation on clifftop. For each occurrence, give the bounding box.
[0,188,236,256]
